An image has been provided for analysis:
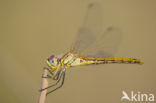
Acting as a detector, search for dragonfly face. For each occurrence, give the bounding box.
[46,55,58,69]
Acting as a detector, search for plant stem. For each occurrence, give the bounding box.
[38,69,48,103]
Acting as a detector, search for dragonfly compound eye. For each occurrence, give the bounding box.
[48,55,55,60]
[47,55,57,67]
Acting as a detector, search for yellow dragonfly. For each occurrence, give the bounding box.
[40,3,143,95]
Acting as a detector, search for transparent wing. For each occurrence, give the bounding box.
[79,27,122,57]
[71,3,122,57]
[71,3,102,54]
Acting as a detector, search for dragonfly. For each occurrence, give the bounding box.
[40,3,143,95]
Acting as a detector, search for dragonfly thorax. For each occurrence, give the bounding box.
[63,53,75,64]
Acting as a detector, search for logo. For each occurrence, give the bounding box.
[121,90,154,102]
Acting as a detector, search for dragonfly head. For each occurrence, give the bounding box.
[46,55,58,69]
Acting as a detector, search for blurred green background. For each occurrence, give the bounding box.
[0,0,156,103]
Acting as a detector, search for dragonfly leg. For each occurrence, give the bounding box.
[46,69,66,95]
[43,67,55,75]
[42,74,52,78]
[53,69,61,80]
[39,69,65,92]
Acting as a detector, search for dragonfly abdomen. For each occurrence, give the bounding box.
[84,57,143,65]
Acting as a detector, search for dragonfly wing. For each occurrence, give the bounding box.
[80,27,122,57]
[71,27,95,55]
[83,3,103,36]
[71,3,103,54]
[71,3,122,57]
